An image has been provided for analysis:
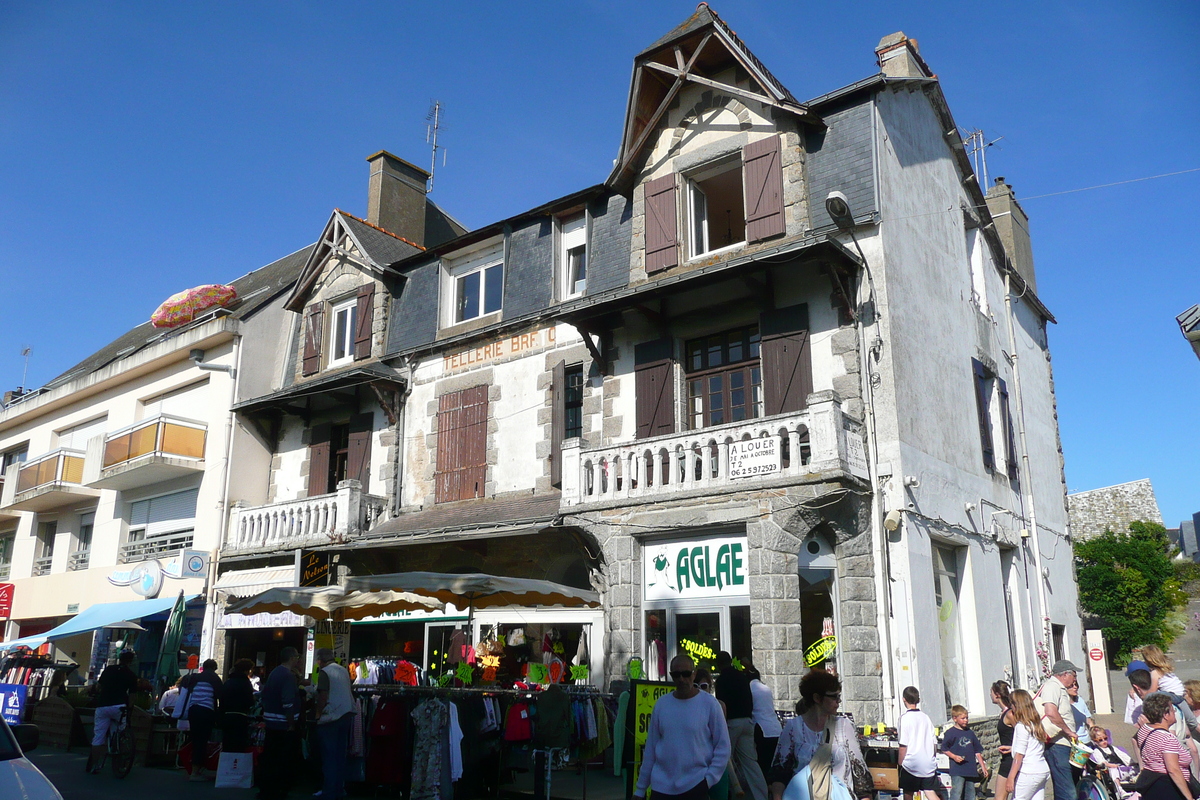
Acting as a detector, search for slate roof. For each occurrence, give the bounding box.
[363,493,563,540]
[336,210,424,265]
[42,244,315,391]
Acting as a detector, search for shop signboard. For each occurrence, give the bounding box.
[218,610,312,629]
[313,620,351,668]
[0,683,27,725]
[643,535,750,601]
[728,436,781,479]
[624,679,674,798]
[0,583,12,619]
[298,551,330,588]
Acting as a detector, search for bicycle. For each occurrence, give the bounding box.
[103,705,136,778]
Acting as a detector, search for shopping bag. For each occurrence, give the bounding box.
[215,751,255,789]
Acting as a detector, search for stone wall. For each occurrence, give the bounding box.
[1068,479,1163,541]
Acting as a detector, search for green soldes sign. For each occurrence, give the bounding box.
[643,536,750,601]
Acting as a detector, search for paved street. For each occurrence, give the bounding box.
[28,748,257,800]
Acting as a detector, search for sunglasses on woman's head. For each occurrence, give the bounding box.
[670,670,693,678]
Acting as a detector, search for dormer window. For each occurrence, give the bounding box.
[443,242,504,327]
[688,157,746,258]
[560,214,587,299]
[329,298,358,368]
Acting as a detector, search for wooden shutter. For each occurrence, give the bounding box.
[972,359,996,471]
[302,303,324,376]
[346,412,374,487]
[998,378,1018,480]
[644,174,678,274]
[760,304,813,415]
[635,338,675,439]
[307,423,332,496]
[550,360,566,487]
[353,284,375,361]
[744,136,785,243]
[435,385,489,503]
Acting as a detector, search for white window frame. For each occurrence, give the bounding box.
[328,297,358,368]
[686,156,745,260]
[127,487,198,543]
[442,241,504,327]
[559,214,587,300]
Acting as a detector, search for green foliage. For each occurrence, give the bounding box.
[1174,560,1200,585]
[1075,520,1186,662]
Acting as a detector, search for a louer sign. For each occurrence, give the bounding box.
[643,535,750,601]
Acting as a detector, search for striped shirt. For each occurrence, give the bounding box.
[1136,725,1192,778]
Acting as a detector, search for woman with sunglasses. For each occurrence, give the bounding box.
[768,670,870,800]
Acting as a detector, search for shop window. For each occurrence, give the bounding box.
[686,326,762,428]
[645,609,668,681]
[798,533,837,670]
[676,611,722,674]
[933,543,967,715]
[435,385,488,503]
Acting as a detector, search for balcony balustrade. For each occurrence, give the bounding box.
[225,480,388,554]
[561,391,868,508]
[0,449,98,512]
[86,414,206,490]
[119,531,195,564]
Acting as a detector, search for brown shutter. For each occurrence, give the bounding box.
[346,412,374,487]
[998,378,1018,480]
[436,385,489,503]
[307,423,332,497]
[760,304,813,415]
[644,174,679,274]
[550,360,566,487]
[353,284,375,361]
[972,359,996,471]
[743,136,785,243]
[302,304,324,376]
[635,338,675,439]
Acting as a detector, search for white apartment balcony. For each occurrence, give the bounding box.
[0,449,99,513]
[561,391,868,508]
[119,530,195,564]
[84,414,207,491]
[224,480,389,556]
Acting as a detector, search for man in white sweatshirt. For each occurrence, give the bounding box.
[635,655,732,800]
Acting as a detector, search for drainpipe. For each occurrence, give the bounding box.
[201,335,244,661]
[1003,272,1049,675]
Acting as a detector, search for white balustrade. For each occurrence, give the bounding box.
[562,392,865,507]
[225,480,389,552]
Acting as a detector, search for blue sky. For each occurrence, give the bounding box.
[1,1,1197,525]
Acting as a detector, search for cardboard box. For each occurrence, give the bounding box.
[870,767,899,791]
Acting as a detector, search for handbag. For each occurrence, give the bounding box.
[783,728,854,800]
[215,751,254,789]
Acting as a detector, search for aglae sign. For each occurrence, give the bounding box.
[643,535,749,601]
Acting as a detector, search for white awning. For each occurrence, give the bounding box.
[214,566,295,598]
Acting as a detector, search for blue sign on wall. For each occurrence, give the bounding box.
[0,683,27,725]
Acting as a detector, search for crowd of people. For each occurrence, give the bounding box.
[637,651,1200,800]
[85,645,356,798]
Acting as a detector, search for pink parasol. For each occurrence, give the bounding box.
[150,284,238,329]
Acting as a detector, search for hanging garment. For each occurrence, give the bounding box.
[535,685,572,749]
[410,698,449,800]
[480,696,500,733]
[367,698,413,788]
[504,701,534,742]
[448,701,464,782]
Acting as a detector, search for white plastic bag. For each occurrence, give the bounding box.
[215,751,254,789]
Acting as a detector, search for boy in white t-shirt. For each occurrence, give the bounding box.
[898,686,942,800]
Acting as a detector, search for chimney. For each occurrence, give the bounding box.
[985,176,1038,293]
[366,151,430,247]
[875,32,932,79]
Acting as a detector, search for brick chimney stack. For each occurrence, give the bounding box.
[875,32,933,79]
[366,151,430,247]
[985,176,1038,293]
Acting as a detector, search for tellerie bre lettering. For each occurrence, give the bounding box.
[443,327,557,372]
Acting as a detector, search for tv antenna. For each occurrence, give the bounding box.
[961,128,1003,187]
[19,346,31,391]
[426,101,447,193]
